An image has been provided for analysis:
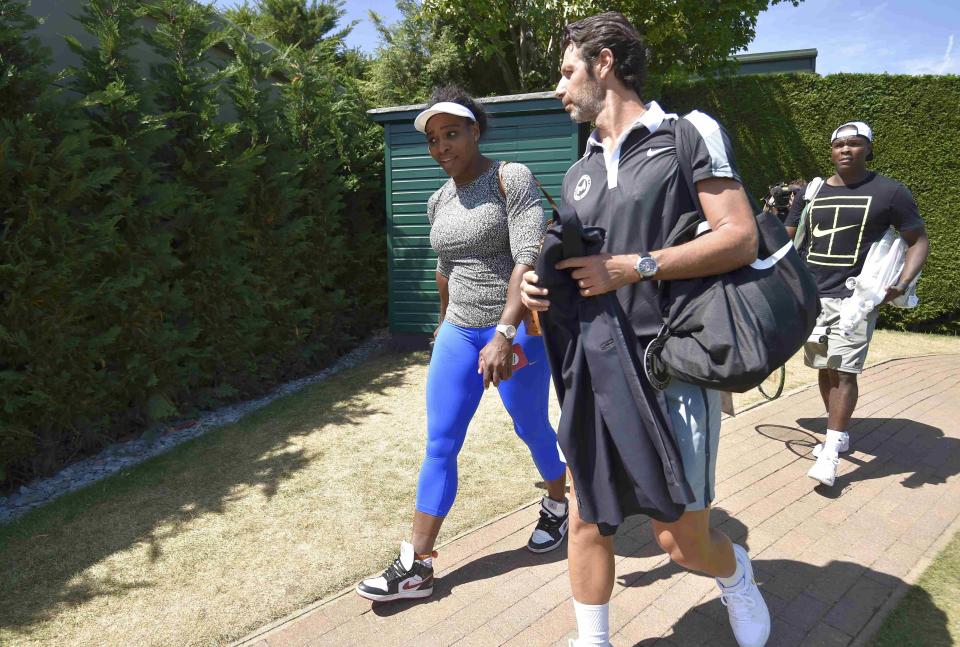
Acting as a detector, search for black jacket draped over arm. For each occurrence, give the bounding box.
[536,206,694,536]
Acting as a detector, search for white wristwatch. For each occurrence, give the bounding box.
[634,253,659,280]
[496,323,517,341]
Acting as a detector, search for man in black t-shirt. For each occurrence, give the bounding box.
[786,121,929,488]
[521,12,770,647]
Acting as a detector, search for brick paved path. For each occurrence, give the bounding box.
[237,355,960,647]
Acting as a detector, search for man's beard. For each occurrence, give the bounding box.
[568,75,604,123]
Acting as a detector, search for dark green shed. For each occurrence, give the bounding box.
[368,91,587,339]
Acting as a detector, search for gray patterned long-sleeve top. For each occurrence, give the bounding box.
[428,161,545,328]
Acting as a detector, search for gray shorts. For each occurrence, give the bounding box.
[804,297,878,374]
[664,379,721,512]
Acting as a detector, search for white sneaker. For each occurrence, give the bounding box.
[527,496,569,553]
[356,541,435,602]
[718,544,770,647]
[807,450,840,487]
[812,432,849,457]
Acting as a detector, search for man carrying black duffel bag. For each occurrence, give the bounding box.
[521,11,773,647]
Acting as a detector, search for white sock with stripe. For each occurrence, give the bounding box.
[572,600,609,646]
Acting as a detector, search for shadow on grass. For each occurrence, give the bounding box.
[0,350,423,634]
[755,416,960,499]
[614,511,951,647]
[867,580,955,647]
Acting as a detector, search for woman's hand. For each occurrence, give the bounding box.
[520,271,550,311]
[478,333,513,388]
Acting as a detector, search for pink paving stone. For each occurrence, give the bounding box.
[656,609,729,647]
[612,603,680,645]
[799,622,853,647]
[489,597,562,643]
[421,592,516,645]
[499,624,554,647]
[651,574,718,612]
[455,623,513,647]
[234,357,960,647]
[523,600,579,644]
[521,572,573,612]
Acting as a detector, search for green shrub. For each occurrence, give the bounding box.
[0,0,385,486]
[662,73,960,334]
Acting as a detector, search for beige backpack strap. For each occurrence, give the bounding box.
[497,160,559,216]
[497,161,510,199]
[532,175,559,214]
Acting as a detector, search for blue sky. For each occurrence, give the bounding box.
[746,0,959,74]
[212,0,958,76]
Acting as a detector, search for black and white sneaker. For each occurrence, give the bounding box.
[356,541,435,602]
[527,495,569,553]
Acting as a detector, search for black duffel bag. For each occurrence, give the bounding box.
[644,118,820,393]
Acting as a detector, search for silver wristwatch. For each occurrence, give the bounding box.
[495,323,517,341]
[634,253,658,281]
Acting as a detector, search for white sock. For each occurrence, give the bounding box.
[716,552,745,589]
[572,600,609,646]
[825,429,845,453]
[543,495,568,516]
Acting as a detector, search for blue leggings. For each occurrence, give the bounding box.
[416,320,566,517]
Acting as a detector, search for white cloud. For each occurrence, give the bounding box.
[938,34,955,74]
[838,41,871,58]
[850,2,889,23]
[901,34,960,75]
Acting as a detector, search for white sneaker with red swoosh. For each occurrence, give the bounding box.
[356,541,435,602]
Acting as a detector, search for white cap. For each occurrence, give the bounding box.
[414,101,476,133]
[831,121,873,142]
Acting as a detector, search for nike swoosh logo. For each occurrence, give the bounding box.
[402,577,430,591]
[646,147,672,157]
[812,223,859,237]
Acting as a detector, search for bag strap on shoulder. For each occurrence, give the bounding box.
[793,176,824,251]
[672,117,701,213]
[673,114,762,215]
[497,160,560,217]
[496,161,509,198]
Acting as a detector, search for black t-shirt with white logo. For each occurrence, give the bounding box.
[785,173,924,297]
[562,109,742,338]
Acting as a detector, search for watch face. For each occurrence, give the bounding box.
[637,256,658,277]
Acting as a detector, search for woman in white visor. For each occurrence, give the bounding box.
[357,86,568,603]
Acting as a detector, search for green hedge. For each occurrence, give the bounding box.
[662,73,960,334]
[0,0,385,485]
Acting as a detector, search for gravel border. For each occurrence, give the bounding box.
[0,331,390,526]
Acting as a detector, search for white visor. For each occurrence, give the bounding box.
[414,101,477,133]
[831,121,873,143]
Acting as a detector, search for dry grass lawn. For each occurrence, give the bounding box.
[0,329,957,646]
[0,352,559,647]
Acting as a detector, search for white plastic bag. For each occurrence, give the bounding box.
[890,271,920,309]
[838,228,917,336]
